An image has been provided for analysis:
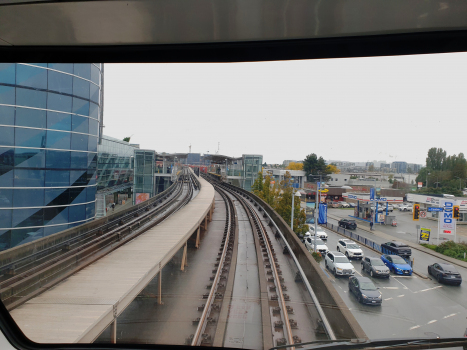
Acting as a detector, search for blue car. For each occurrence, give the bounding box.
[381,254,412,276]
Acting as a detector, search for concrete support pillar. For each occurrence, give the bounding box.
[195,226,200,248]
[158,262,162,305]
[181,242,188,271]
[110,320,117,344]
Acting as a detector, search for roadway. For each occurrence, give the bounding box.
[311,213,467,339]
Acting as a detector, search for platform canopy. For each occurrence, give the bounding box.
[156,153,188,162]
[203,154,242,165]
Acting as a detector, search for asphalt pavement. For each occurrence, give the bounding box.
[309,221,467,340]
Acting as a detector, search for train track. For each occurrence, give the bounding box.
[0,168,199,310]
[191,175,299,348]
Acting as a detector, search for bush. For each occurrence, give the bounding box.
[426,241,467,261]
[421,243,437,251]
[312,252,322,263]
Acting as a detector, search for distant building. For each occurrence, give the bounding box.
[392,161,408,173]
[282,160,297,167]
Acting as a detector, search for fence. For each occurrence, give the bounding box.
[323,223,411,265]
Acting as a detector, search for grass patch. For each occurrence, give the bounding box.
[421,242,467,262]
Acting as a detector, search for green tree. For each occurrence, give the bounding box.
[426,147,446,171]
[251,171,264,195]
[274,172,307,235]
[303,153,318,176]
[123,136,131,142]
[368,164,375,172]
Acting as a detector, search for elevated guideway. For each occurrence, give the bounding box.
[9,173,215,343]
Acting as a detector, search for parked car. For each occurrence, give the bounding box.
[392,203,400,209]
[307,225,328,240]
[428,262,462,285]
[398,204,409,211]
[348,202,356,208]
[304,237,328,255]
[325,251,356,277]
[348,276,382,305]
[338,201,350,208]
[381,241,411,257]
[305,217,315,224]
[337,239,364,260]
[338,219,357,230]
[381,254,413,275]
[327,201,339,208]
[361,256,390,278]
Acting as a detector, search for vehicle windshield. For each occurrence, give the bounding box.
[371,260,385,266]
[392,257,408,265]
[360,282,377,291]
[1,51,467,347]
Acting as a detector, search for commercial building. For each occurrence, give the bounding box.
[0,63,102,250]
[391,161,408,173]
[95,135,135,217]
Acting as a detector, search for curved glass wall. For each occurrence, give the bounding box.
[0,63,102,251]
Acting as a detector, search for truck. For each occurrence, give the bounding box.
[380,241,411,258]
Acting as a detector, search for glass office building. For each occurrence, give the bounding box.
[97,135,134,191]
[242,154,263,191]
[0,63,102,250]
[133,150,155,205]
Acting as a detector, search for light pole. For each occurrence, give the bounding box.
[290,188,301,230]
[454,176,461,191]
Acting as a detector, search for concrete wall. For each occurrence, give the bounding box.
[227,183,367,340]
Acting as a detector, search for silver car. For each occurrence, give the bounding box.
[361,256,390,278]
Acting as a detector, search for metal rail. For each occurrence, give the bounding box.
[222,181,337,341]
[1,168,196,310]
[0,174,183,279]
[216,181,295,349]
[191,185,234,346]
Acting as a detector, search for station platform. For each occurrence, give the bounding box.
[10,174,215,343]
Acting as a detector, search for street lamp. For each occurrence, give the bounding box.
[454,176,461,191]
[290,188,302,230]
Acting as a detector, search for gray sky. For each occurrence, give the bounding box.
[103,52,467,165]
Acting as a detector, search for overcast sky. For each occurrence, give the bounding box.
[103,52,467,165]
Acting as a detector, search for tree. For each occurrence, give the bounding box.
[303,153,318,176]
[388,174,394,184]
[286,162,303,170]
[274,172,307,235]
[123,136,131,142]
[251,171,264,195]
[407,167,413,174]
[426,147,446,171]
[325,164,340,174]
[368,164,375,172]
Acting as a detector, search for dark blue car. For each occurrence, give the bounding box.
[381,254,412,276]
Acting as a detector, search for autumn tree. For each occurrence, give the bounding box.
[286,162,304,170]
[325,164,340,174]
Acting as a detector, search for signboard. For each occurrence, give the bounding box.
[135,193,150,204]
[354,207,358,216]
[418,182,423,188]
[439,200,456,234]
[318,203,327,224]
[428,207,443,212]
[419,228,431,242]
[370,188,375,201]
[420,211,427,218]
[378,214,385,222]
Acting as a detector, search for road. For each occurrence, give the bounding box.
[309,219,467,339]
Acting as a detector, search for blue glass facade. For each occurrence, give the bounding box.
[0,63,102,250]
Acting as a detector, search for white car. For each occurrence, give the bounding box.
[307,225,328,240]
[304,237,328,256]
[336,239,364,260]
[325,251,356,277]
[338,201,350,208]
[398,204,409,211]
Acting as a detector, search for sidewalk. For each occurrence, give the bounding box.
[328,213,467,269]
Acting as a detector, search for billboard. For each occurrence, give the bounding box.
[420,228,431,242]
[439,200,456,235]
[135,193,150,205]
[418,182,423,188]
